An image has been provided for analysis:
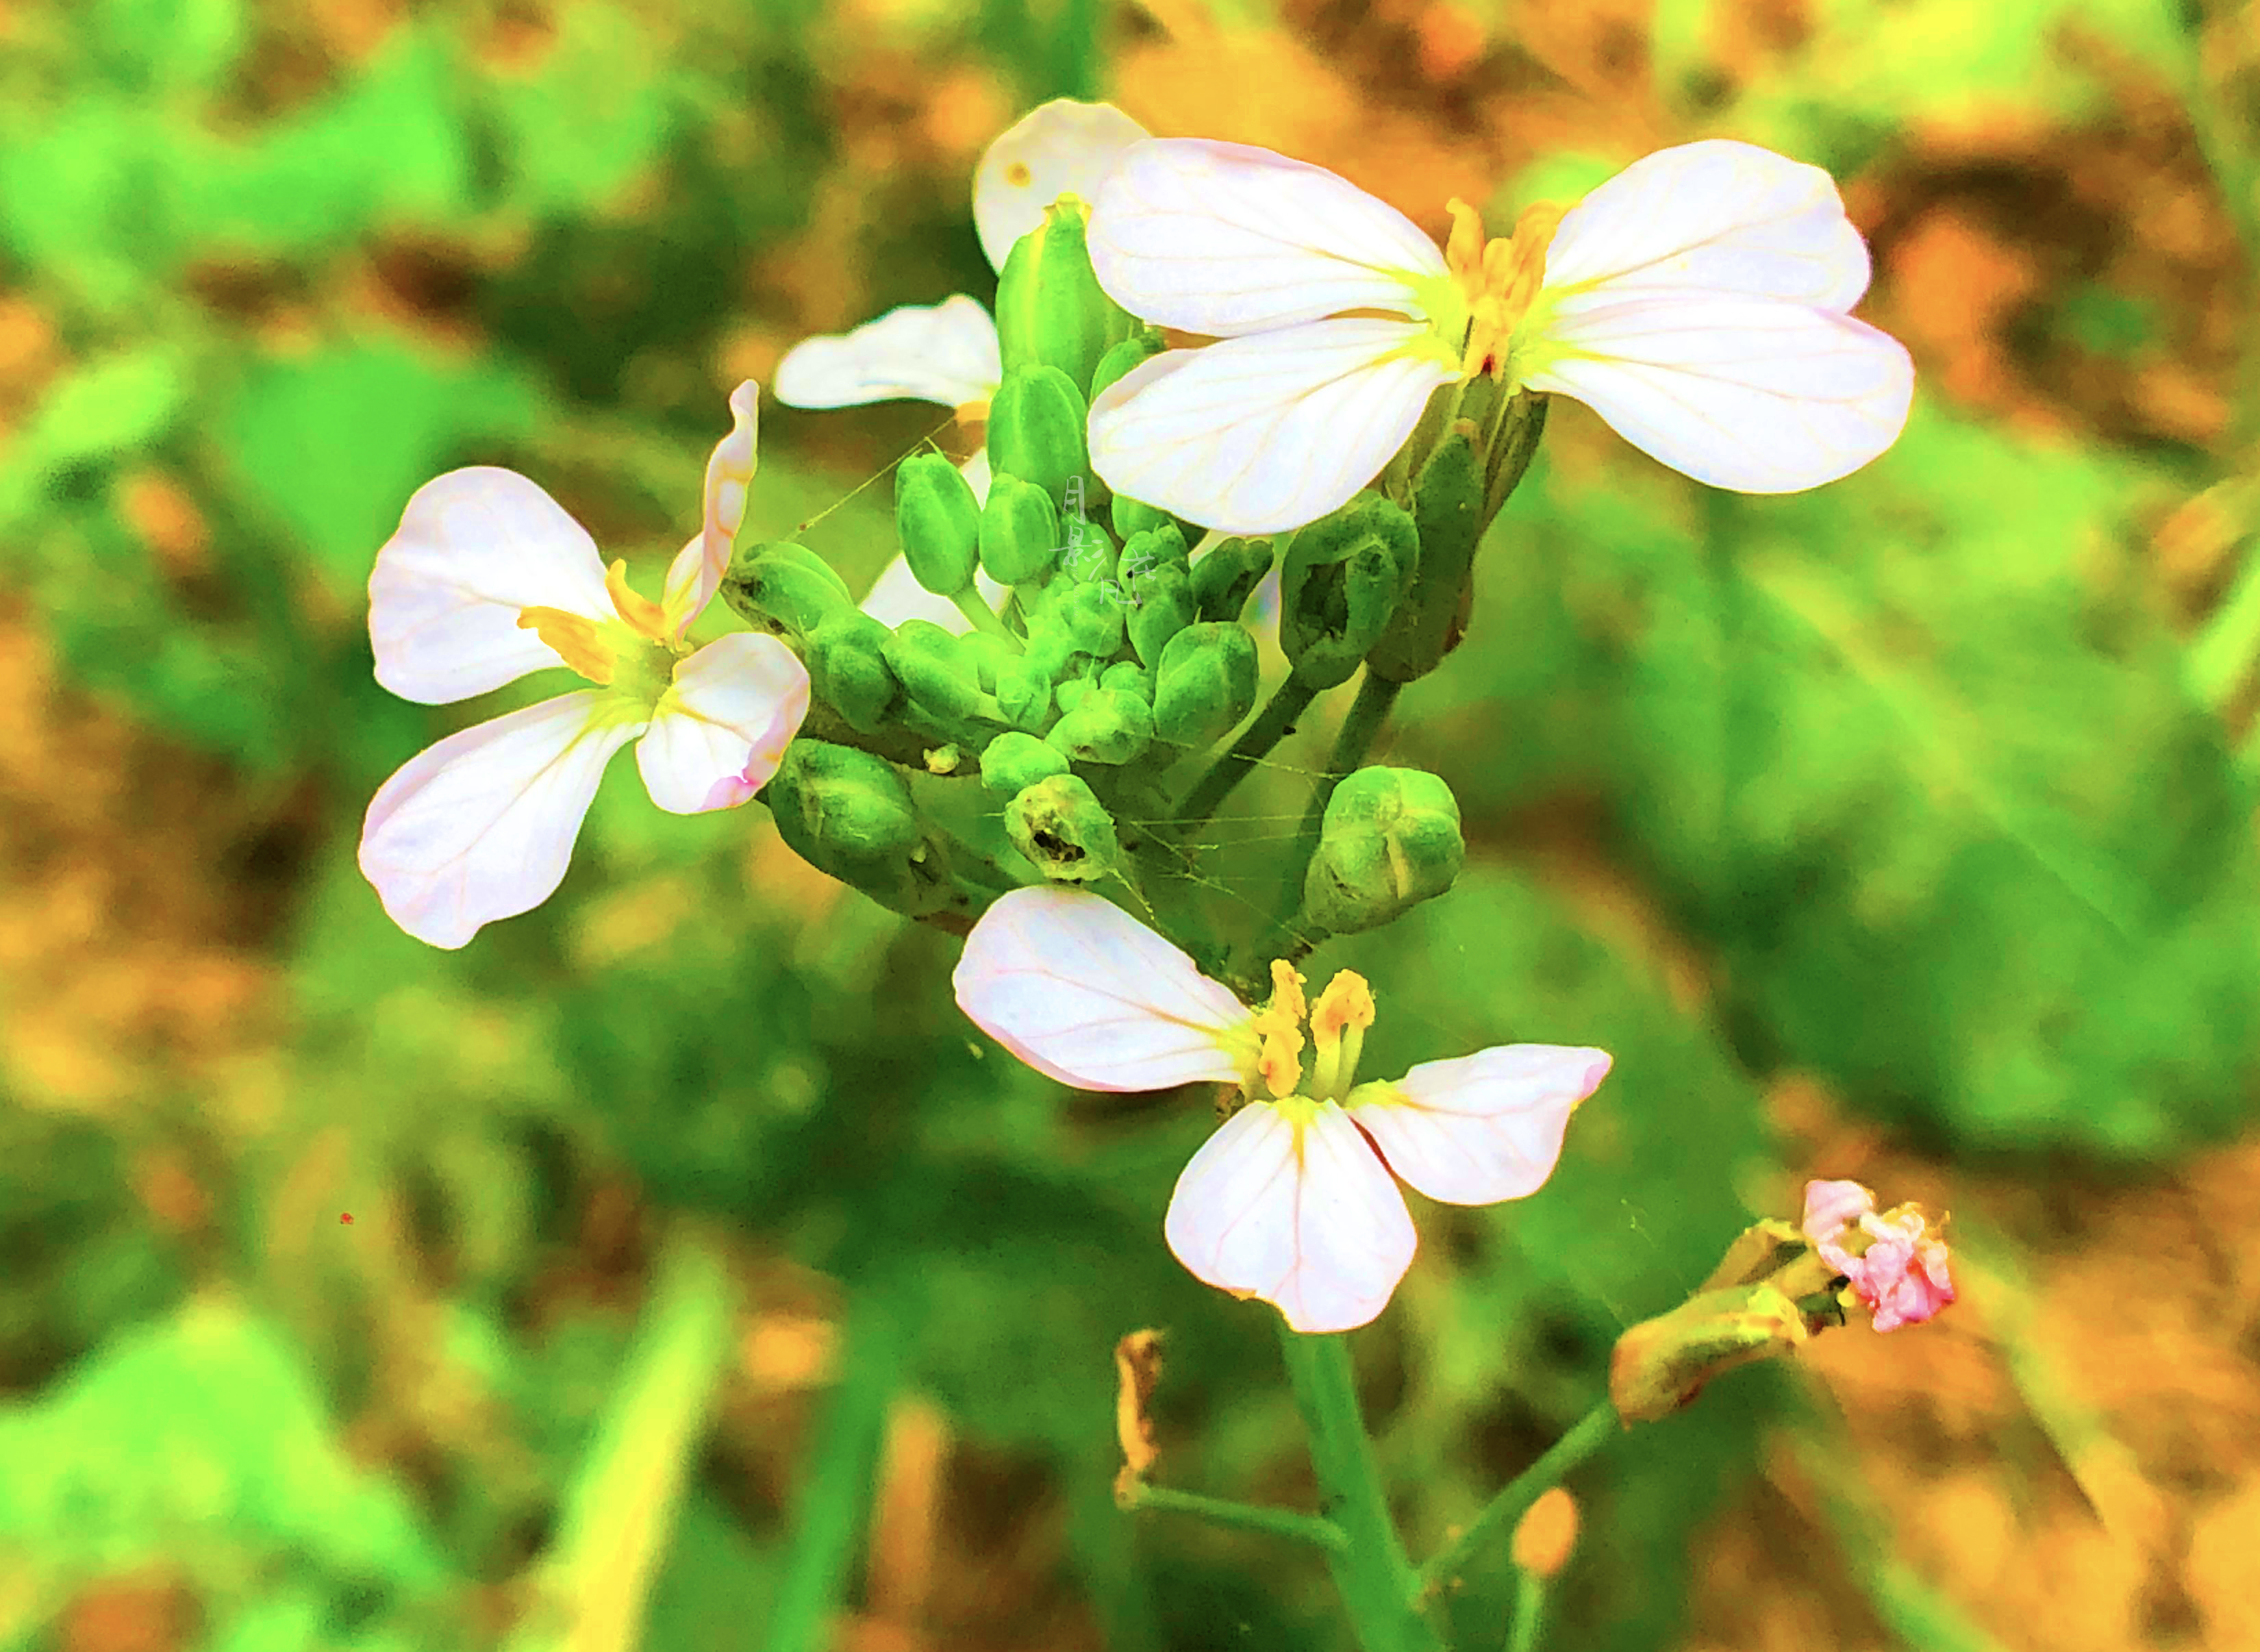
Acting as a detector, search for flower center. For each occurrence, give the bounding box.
[1440,198,1566,381]
[518,560,688,705]
[1244,961,1377,1102]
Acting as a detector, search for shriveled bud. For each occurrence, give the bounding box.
[1280,495,1416,688]
[994,199,1136,396]
[980,730,1070,794]
[882,619,988,723]
[722,540,853,639]
[1153,623,1257,747]
[895,451,982,596]
[1609,1284,1811,1425]
[1511,1490,1580,1580]
[1191,536,1275,624]
[1127,562,1196,669]
[805,611,903,734]
[766,741,954,916]
[1089,327,1166,403]
[1005,773,1121,882]
[1302,766,1464,934]
[981,473,1063,586]
[988,364,1090,508]
[1048,686,1153,765]
[1368,426,1482,684]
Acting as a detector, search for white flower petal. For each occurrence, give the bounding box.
[1525,295,1913,492]
[662,381,760,634]
[368,468,614,705]
[952,887,1254,1091]
[973,99,1151,270]
[358,692,641,949]
[1089,138,1445,335]
[1164,1100,1418,1334]
[636,634,812,814]
[960,447,993,508]
[1089,322,1451,534]
[773,298,1003,411]
[1542,140,1871,312]
[1348,1046,1609,1206]
[859,553,1007,634]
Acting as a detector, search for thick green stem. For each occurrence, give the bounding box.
[952,587,1022,647]
[1124,1484,1349,1553]
[1266,671,1401,960]
[1173,676,1320,837]
[1276,1326,1442,1652]
[1504,1568,1546,1652]
[1417,1401,1618,1598]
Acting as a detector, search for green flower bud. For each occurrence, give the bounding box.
[895,451,981,597]
[1005,774,1121,884]
[1369,426,1483,684]
[1054,579,1125,657]
[1153,622,1257,747]
[1059,508,1116,586]
[1054,675,1093,715]
[988,364,1089,508]
[1301,766,1464,934]
[994,199,1136,397]
[994,658,1055,731]
[1090,327,1166,403]
[1100,659,1152,700]
[805,611,903,734]
[1118,523,1189,582]
[766,740,955,916]
[1112,493,1193,545]
[1279,495,1418,689]
[980,729,1071,794]
[1047,686,1151,764]
[980,473,1062,586]
[1127,561,1195,669]
[721,540,853,640]
[1190,536,1275,624]
[881,619,988,723]
[962,632,1016,694]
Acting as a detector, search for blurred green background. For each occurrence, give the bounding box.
[3,1,2259,1649]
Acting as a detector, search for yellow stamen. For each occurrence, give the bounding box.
[605,559,670,640]
[1442,199,1568,380]
[1444,198,1487,292]
[1307,970,1376,1101]
[517,606,616,685]
[1250,959,1308,1099]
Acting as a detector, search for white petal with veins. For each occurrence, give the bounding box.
[973,99,1151,269]
[636,633,811,814]
[773,299,1003,412]
[1348,1046,1609,1205]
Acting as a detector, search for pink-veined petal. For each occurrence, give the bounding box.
[1163,1100,1418,1334]
[663,380,761,634]
[358,692,641,949]
[1524,295,1913,492]
[973,99,1151,269]
[953,887,1255,1091]
[1542,140,1871,312]
[859,553,1009,634]
[1088,138,1444,334]
[636,633,812,814]
[1348,1046,1609,1205]
[1089,322,1451,534]
[368,468,614,705]
[1800,1179,1876,1252]
[773,298,1003,411]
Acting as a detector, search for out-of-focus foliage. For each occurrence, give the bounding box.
[1,1,2255,1651]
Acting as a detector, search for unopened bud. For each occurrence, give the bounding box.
[1005,773,1121,882]
[980,729,1070,794]
[1153,623,1257,747]
[1301,766,1463,934]
[981,473,1062,586]
[1280,495,1417,688]
[1053,579,1126,657]
[1510,1489,1580,1579]
[1369,427,1482,684]
[1114,495,1190,548]
[895,451,982,597]
[1118,523,1189,582]
[1048,686,1153,765]
[1100,659,1153,700]
[805,612,903,734]
[994,199,1136,396]
[721,541,853,639]
[1191,536,1275,625]
[1609,1284,1811,1425]
[988,364,1090,508]
[1127,562,1195,668]
[994,657,1055,731]
[1090,327,1166,403]
[882,619,988,723]
[766,741,955,916]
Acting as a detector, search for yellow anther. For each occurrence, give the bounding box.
[1251,960,1308,1100]
[1437,197,1568,381]
[1444,198,1487,293]
[605,559,670,641]
[517,606,616,685]
[1307,970,1376,1101]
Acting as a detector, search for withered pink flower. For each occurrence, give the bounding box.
[1800,1178,1956,1333]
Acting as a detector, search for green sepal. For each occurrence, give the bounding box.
[720,540,853,640]
[1047,686,1152,764]
[765,741,955,916]
[1100,658,1153,701]
[994,658,1055,731]
[1190,536,1275,624]
[1005,774,1122,884]
[1368,425,1484,684]
[993,199,1137,396]
[979,729,1072,794]
[1118,523,1189,581]
[980,473,1062,586]
[1053,579,1126,657]
[881,619,988,723]
[1127,562,1195,669]
[1301,765,1464,934]
[1152,621,1258,747]
[894,451,981,596]
[805,611,903,734]
[1112,493,1194,546]
[1279,494,1418,689]
[1089,327,1166,403]
[988,364,1090,509]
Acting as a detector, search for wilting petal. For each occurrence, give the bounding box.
[1854,1212,1956,1333]
[1800,1179,1876,1260]
[773,298,1003,412]
[1348,1046,1609,1205]
[1164,1100,1418,1334]
[1089,139,1444,334]
[973,99,1151,269]
[368,468,615,705]
[953,887,1255,1091]
[1524,295,1913,492]
[359,692,641,949]
[661,381,760,634]
[859,553,1009,634]
[636,634,811,814]
[1542,140,1871,312]
[1090,321,1451,534]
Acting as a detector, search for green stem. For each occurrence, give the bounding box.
[1276,1325,1442,1652]
[1417,1401,1618,1598]
[1266,671,1401,960]
[1173,677,1321,837]
[1504,1568,1547,1652]
[2188,535,2260,710]
[1124,1484,1350,1553]
[953,587,1022,647]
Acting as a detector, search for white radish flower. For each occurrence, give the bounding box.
[1085,138,1916,534]
[360,383,810,949]
[953,888,1609,1334]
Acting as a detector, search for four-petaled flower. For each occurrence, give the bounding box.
[953,887,1610,1333]
[1800,1178,1956,1333]
[360,382,810,949]
[1085,137,1916,534]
